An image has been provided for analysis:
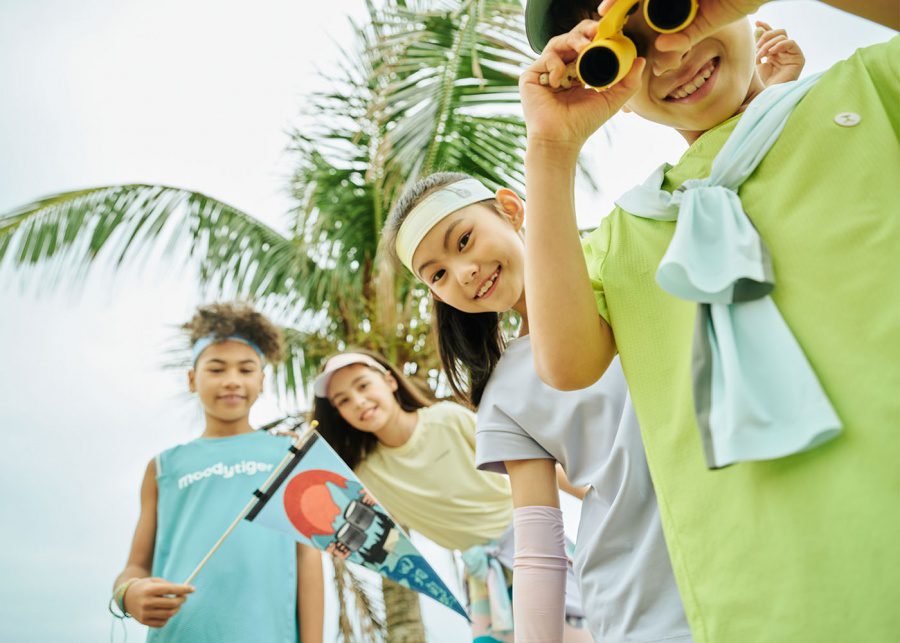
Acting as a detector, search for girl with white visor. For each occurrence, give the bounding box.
[312,349,592,642]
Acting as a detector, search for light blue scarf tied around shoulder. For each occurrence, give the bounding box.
[616,72,841,469]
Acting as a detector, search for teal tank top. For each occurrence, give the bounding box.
[149,431,298,643]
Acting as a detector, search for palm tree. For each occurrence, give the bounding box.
[0,0,586,637]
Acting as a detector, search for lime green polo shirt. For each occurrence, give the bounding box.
[583,37,900,642]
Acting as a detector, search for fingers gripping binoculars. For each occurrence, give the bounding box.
[573,0,697,90]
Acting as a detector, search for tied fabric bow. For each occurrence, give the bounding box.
[616,72,841,469]
[461,540,514,632]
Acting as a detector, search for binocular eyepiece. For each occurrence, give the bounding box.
[574,0,697,90]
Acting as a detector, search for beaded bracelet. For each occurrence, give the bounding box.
[109,578,139,619]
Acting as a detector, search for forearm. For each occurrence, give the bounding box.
[555,463,587,501]
[298,545,324,643]
[817,0,899,30]
[525,139,615,390]
[512,505,568,642]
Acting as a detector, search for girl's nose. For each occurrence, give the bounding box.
[456,262,478,286]
[652,47,690,76]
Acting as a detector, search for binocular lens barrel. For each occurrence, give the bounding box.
[646,0,694,31]
[578,47,620,89]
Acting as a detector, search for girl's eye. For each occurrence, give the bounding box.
[431,269,445,284]
[458,232,470,251]
[359,383,368,390]
[209,368,224,373]
[335,398,348,407]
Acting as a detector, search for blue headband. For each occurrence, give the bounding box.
[191,334,265,365]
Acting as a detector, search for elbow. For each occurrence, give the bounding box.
[535,357,604,391]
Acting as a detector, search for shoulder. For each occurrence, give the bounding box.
[806,36,899,117]
[481,339,535,399]
[581,212,616,263]
[420,401,476,428]
[154,440,194,476]
[478,340,543,425]
[842,36,899,83]
[423,399,474,417]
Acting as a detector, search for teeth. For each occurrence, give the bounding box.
[669,60,716,100]
[476,270,499,298]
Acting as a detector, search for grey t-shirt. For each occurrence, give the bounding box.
[476,336,691,643]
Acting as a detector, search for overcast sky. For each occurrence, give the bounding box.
[0,1,893,641]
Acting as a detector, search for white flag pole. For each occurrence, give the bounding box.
[182,421,317,585]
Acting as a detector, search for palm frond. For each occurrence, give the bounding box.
[364,0,531,206]
[0,185,308,305]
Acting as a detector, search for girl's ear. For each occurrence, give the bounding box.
[384,371,399,392]
[188,370,197,393]
[495,188,525,231]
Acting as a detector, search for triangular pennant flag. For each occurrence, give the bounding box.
[245,431,469,621]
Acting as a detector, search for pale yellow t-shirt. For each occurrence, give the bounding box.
[355,401,513,552]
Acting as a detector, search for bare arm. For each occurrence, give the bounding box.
[297,543,324,643]
[114,460,193,627]
[525,140,618,390]
[506,458,560,508]
[556,463,588,501]
[519,22,640,391]
[113,460,158,589]
[818,0,898,29]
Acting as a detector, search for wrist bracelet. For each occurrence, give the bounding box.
[108,595,128,620]
[110,578,139,619]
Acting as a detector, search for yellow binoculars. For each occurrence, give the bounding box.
[576,0,697,90]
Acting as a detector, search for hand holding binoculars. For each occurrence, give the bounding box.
[538,0,697,91]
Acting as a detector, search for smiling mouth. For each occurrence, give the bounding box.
[475,267,501,299]
[360,407,377,422]
[666,57,719,101]
[218,394,246,402]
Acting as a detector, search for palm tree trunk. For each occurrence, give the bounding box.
[383,577,426,642]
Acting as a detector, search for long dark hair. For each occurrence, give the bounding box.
[312,349,433,470]
[381,172,509,407]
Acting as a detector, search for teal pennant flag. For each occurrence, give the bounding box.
[246,430,469,621]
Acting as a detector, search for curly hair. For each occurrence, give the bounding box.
[183,302,283,362]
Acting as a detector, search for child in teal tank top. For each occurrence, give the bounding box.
[111,302,324,642]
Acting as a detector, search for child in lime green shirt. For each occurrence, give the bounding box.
[520,1,899,641]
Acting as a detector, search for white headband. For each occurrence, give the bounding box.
[395,178,495,275]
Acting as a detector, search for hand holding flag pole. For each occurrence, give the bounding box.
[181,419,469,620]
[181,420,316,586]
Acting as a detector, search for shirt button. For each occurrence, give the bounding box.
[834,112,861,127]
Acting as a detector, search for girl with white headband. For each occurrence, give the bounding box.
[312,348,592,642]
[381,172,692,642]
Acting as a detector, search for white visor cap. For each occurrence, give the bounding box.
[314,353,388,399]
